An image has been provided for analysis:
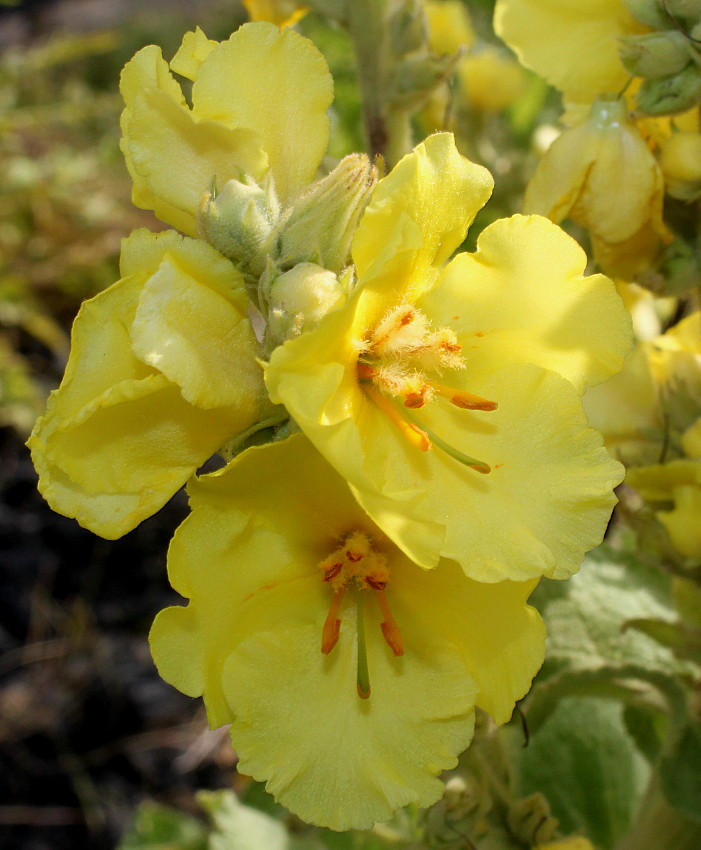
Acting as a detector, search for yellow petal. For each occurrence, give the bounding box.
[131,254,262,410]
[352,133,493,310]
[122,89,266,237]
[354,364,623,581]
[658,486,701,558]
[170,27,218,81]
[191,22,332,202]
[40,374,246,500]
[243,0,308,29]
[420,215,632,393]
[494,0,645,106]
[392,564,544,723]
[224,622,474,830]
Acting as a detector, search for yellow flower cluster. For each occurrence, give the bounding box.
[28,21,633,831]
[495,0,701,279]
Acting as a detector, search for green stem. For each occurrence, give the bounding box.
[347,0,389,160]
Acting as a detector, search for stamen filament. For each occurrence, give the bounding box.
[365,385,432,452]
[374,589,404,656]
[430,382,498,411]
[321,589,345,654]
[401,405,491,474]
[356,592,371,699]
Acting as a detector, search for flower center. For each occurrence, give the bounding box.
[318,530,403,700]
[357,305,496,473]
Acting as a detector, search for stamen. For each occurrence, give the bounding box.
[356,592,371,699]
[430,382,498,411]
[401,405,491,474]
[357,362,377,382]
[321,588,345,654]
[365,386,432,452]
[373,589,404,656]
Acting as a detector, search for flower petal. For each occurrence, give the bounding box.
[344,366,621,581]
[130,253,262,410]
[122,88,266,236]
[224,621,474,831]
[351,133,493,308]
[494,0,645,106]
[393,565,544,724]
[170,27,218,81]
[191,22,333,202]
[420,215,632,393]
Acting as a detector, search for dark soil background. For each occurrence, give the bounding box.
[0,2,251,847]
[0,423,240,849]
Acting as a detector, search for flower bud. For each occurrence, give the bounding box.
[624,0,670,29]
[264,262,348,348]
[636,63,701,115]
[620,31,691,79]
[198,175,281,274]
[665,0,701,23]
[278,154,378,273]
[660,130,701,199]
[388,0,429,56]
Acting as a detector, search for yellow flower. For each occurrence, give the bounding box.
[120,22,333,238]
[524,97,670,279]
[242,0,308,29]
[425,0,475,55]
[457,47,528,112]
[27,230,266,538]
[150,434,546,830]
[494,0,647,112]
[648,311,701,402]
[265,133,631,582]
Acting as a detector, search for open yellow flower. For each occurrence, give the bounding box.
[120,21,332,238]
[150,434,545,830]
[494,0,647,112]
[27,230,265,538]
[265,133,631,582]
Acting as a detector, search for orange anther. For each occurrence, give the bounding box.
[374,589,404,657]
[321,589,345,654]
[431,382,498,411]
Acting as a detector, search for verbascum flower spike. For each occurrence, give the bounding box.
[524,97,670,279]
[120,22,333,238]
[150,434,546,831]
[27,230,267,538]
[265,133,632,583]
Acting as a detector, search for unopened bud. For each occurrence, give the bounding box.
[278,154,377,273]
[624,0,669,29]
[264,262,348,348]
[620,31,692,79]
[198,174,281,274]
[660,131,701,200]
[389,0,428,56]
[636,63,701,115]
[665,0,701,23]
[389,50,460,110]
